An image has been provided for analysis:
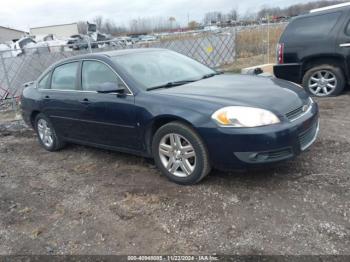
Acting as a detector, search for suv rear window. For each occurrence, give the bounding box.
[284,12,341,39]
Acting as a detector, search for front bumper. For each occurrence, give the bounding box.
[198,102,319,170]
[234,120,319,164]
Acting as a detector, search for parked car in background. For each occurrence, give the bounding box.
[274,2,350,97]
[138,35,158,43]
[34,34,68,53]
[67,34,97,50]
[110,37,133,47]
[10,37,50,57]
[20,49,319,185]
[203,25,221,33]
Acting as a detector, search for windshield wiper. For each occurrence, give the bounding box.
[147,72,223,91]
[147,80,196,91]
[201,72,222,80]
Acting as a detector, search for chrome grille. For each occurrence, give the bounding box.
[286,106,304,121]
[299,121,319,151]
[286,98,312,121]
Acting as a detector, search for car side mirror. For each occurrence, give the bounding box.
[96,82,125,94]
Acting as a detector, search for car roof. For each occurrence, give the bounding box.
[40,48,169,78]
[310,2,350,14]
[58,48,167,64]
[295,4,349,20]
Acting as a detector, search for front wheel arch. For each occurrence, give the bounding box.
[151,121,211,185]
[144,115,199,156]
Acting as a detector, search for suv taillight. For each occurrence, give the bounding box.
[277,43,284,64]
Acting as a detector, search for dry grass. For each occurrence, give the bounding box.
[221,55,272,73]
[222,24,286,72]
[236,24,285,59]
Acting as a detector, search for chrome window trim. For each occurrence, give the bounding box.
[38,88,133,96]
[36,58,134,96]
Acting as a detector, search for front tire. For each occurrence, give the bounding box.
[35,113,65,151]
[302,64,345,97]
[152,122,211,185]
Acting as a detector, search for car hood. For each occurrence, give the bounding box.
[154,74,309,115]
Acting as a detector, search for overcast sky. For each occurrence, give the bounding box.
[1,0,306,31]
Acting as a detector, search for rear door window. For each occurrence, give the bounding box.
[38,73,50,89]
[51,62,79,90]
[285,12,341,39]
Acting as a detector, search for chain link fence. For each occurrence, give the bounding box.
[233,22,287,70]
[0,23,287,107]
[0,29,236,104]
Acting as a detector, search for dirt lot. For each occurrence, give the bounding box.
[0,93,349,255]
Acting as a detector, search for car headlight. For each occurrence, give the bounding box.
[211,106,280,127]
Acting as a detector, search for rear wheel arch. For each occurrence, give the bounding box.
[30,110,41,128]
[302,62,346,96]
[34,113,65,151]
[302,56,347,80]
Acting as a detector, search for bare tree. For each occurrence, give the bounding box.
[188,21,200,30]
[93,16,103,30]
[203,11,225,25]
[169,17,176,29]
[228,9,238,21]
[257,0,347,19]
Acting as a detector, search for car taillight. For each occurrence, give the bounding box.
[277,43,284,64]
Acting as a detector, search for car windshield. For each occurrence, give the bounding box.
[111,50,216,90]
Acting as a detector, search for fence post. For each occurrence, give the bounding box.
[0,54,16,111]
[267,15,270,64]
[86,37,92,53]
[234,26,237,63]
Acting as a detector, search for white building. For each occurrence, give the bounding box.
[0,26,27,43]
[30,23,79,38]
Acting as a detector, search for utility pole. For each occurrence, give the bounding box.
[267,14,270,64]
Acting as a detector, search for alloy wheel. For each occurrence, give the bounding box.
[158,133,196,177]
[37,119,54,148]
[308,70,337,96]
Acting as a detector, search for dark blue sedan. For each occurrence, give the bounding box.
[20,49,319,185]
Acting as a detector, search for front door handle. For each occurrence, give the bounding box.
[80,98,90,104]
[44,95,50,100]
[339,43,350,47]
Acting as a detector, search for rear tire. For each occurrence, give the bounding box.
[302,64,345,97]
[152,121,211,185]
[35,113,65,151]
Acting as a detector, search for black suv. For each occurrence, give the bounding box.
[274,3,350,97]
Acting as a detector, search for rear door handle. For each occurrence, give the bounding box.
[80,98,90,104]
[339,43,350,47]
[44,95,50,100]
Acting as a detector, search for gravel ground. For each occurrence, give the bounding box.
[0,94,349,255]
